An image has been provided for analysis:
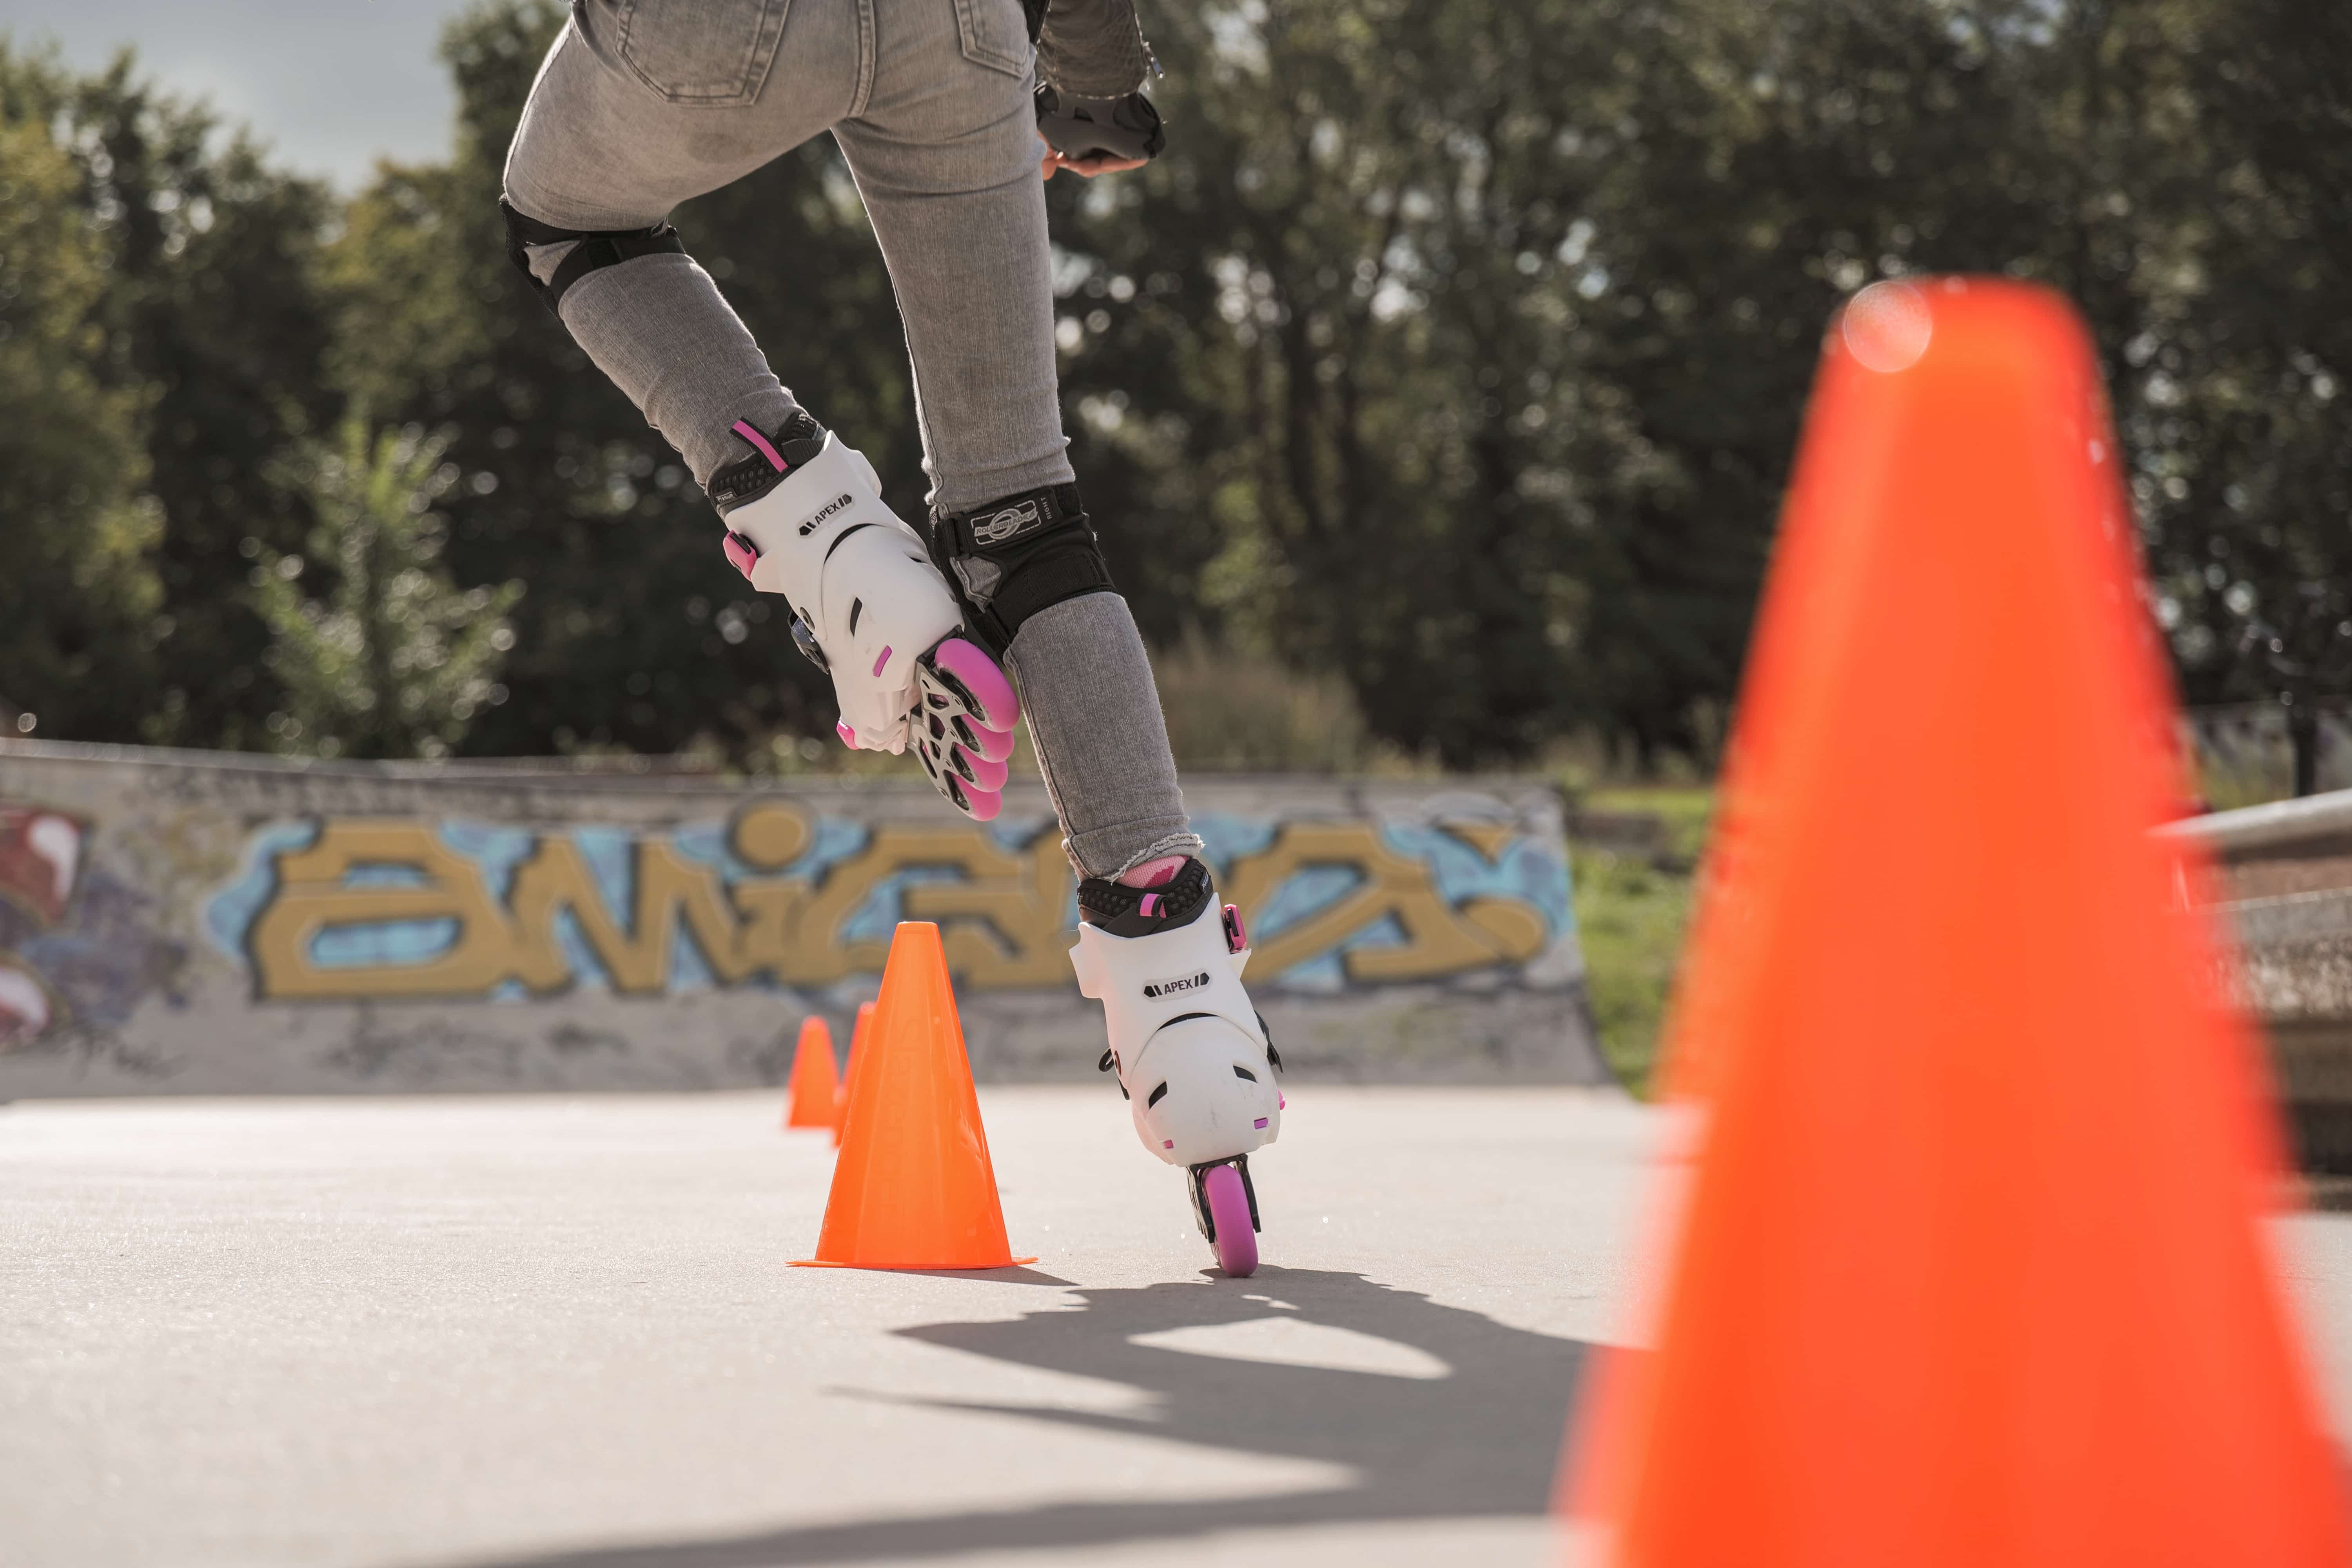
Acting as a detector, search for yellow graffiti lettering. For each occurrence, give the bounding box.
[904,828,1076,987]
[505,837,759,994]
[250,822,517,998]
[241,808,1555,1002]
[787,826,1073,986]
[1222,822,1548,983]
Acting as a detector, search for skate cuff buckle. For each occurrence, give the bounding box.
[722,531,761,580]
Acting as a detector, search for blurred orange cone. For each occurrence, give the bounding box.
[832,999,873,1148]
[782,1016,838,1129]
[794,923,1031,1270]
[1563,279,2350,1567]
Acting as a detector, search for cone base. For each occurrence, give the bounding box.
[789,1256,1038,1270]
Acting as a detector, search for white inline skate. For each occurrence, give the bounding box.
[1071,856,1284,1276]
[710,413,1019,819]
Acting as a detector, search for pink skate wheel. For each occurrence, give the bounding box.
[955,746,1009,793]
[956,781,1002,822]
[962,720,1018,763]
[1202,1164,1257,1277]
[929,638,1020,731]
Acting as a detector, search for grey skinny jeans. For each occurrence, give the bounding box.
[504,0,1197,879]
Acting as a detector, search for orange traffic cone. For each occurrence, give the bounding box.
[832,999,873,1148]
[782,1016,838,1129]
[794,923,1031,1270]
[1564,280,2350,1566]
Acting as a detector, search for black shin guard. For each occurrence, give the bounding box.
[499,199,688,314]
[927,484,1118,657]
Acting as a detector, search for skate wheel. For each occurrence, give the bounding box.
[927,638,1020,732]
[1202,1163,1258,1277]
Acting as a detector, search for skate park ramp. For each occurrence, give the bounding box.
[0,740,1607,1096]
[2174,785,2352,1187]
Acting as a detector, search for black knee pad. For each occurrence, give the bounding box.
[500,199,688,314]
[927,483,1118,656]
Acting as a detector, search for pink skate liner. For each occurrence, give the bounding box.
[929,638,1020,731]
[731,419,788,472]
[1120,855,1186,890]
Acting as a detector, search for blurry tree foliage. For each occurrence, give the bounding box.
[0,2,2347,785]
[0,116,162,738]
[253,418,523,759]
[0,43,338,751]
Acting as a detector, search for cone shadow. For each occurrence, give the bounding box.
[450,1270,1590,1566]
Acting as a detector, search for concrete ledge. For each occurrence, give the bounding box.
[0,742,1609,1094]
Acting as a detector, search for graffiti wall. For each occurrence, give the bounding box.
[0,740,1605,1094]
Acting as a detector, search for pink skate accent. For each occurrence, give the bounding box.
[1139,893,1161,917]
[1223,903,1248,953]
[731,419,788,472]
[872,645,892,677]
[836,720,857,749]
[929,638,1020,730]
[1118,855,1186,889]
[1278,1094,1286,1110]
[955,747,1008,793]
[1254,1117,1269,1129]
[722,532,760,580]
[1162,1139,1174,1149]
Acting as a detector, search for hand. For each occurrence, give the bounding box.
[1040,143,1149,180]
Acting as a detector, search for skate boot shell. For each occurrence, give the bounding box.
[710,415,1018,817]
[1071,857,1283,1170]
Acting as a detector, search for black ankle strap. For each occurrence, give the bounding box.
[1078,857,1215,936]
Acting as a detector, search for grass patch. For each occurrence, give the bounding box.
[1571,786,1713,1096]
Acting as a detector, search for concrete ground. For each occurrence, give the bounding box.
[3,1088,2349,1568]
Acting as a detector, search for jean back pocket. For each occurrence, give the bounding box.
[614,0,791,106]
[951,0,1031,77]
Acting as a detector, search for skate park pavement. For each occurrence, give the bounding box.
[5,1087,2350,1568]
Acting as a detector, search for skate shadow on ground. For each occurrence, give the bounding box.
[460,1268,1591,1566]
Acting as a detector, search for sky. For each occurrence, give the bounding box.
[6,1,479,190]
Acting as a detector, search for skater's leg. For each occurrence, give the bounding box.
[836,1,1196,876]
[1012,596,1199,878]
[499,6,852,484]
[500,7,1022,785]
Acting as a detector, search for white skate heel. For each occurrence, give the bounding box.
[1071,857,1283,1275]
[710,415,1019,818]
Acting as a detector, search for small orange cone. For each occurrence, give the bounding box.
[1563,279,2350,1566]
[782,1016,838,1129]
[794,923,1031,1270]
[832,1000,873,1148]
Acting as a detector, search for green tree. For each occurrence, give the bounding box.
[254,418,521,759]
[0,115,163,739]
[0,42,341,751]
[2134,0,2352,794]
